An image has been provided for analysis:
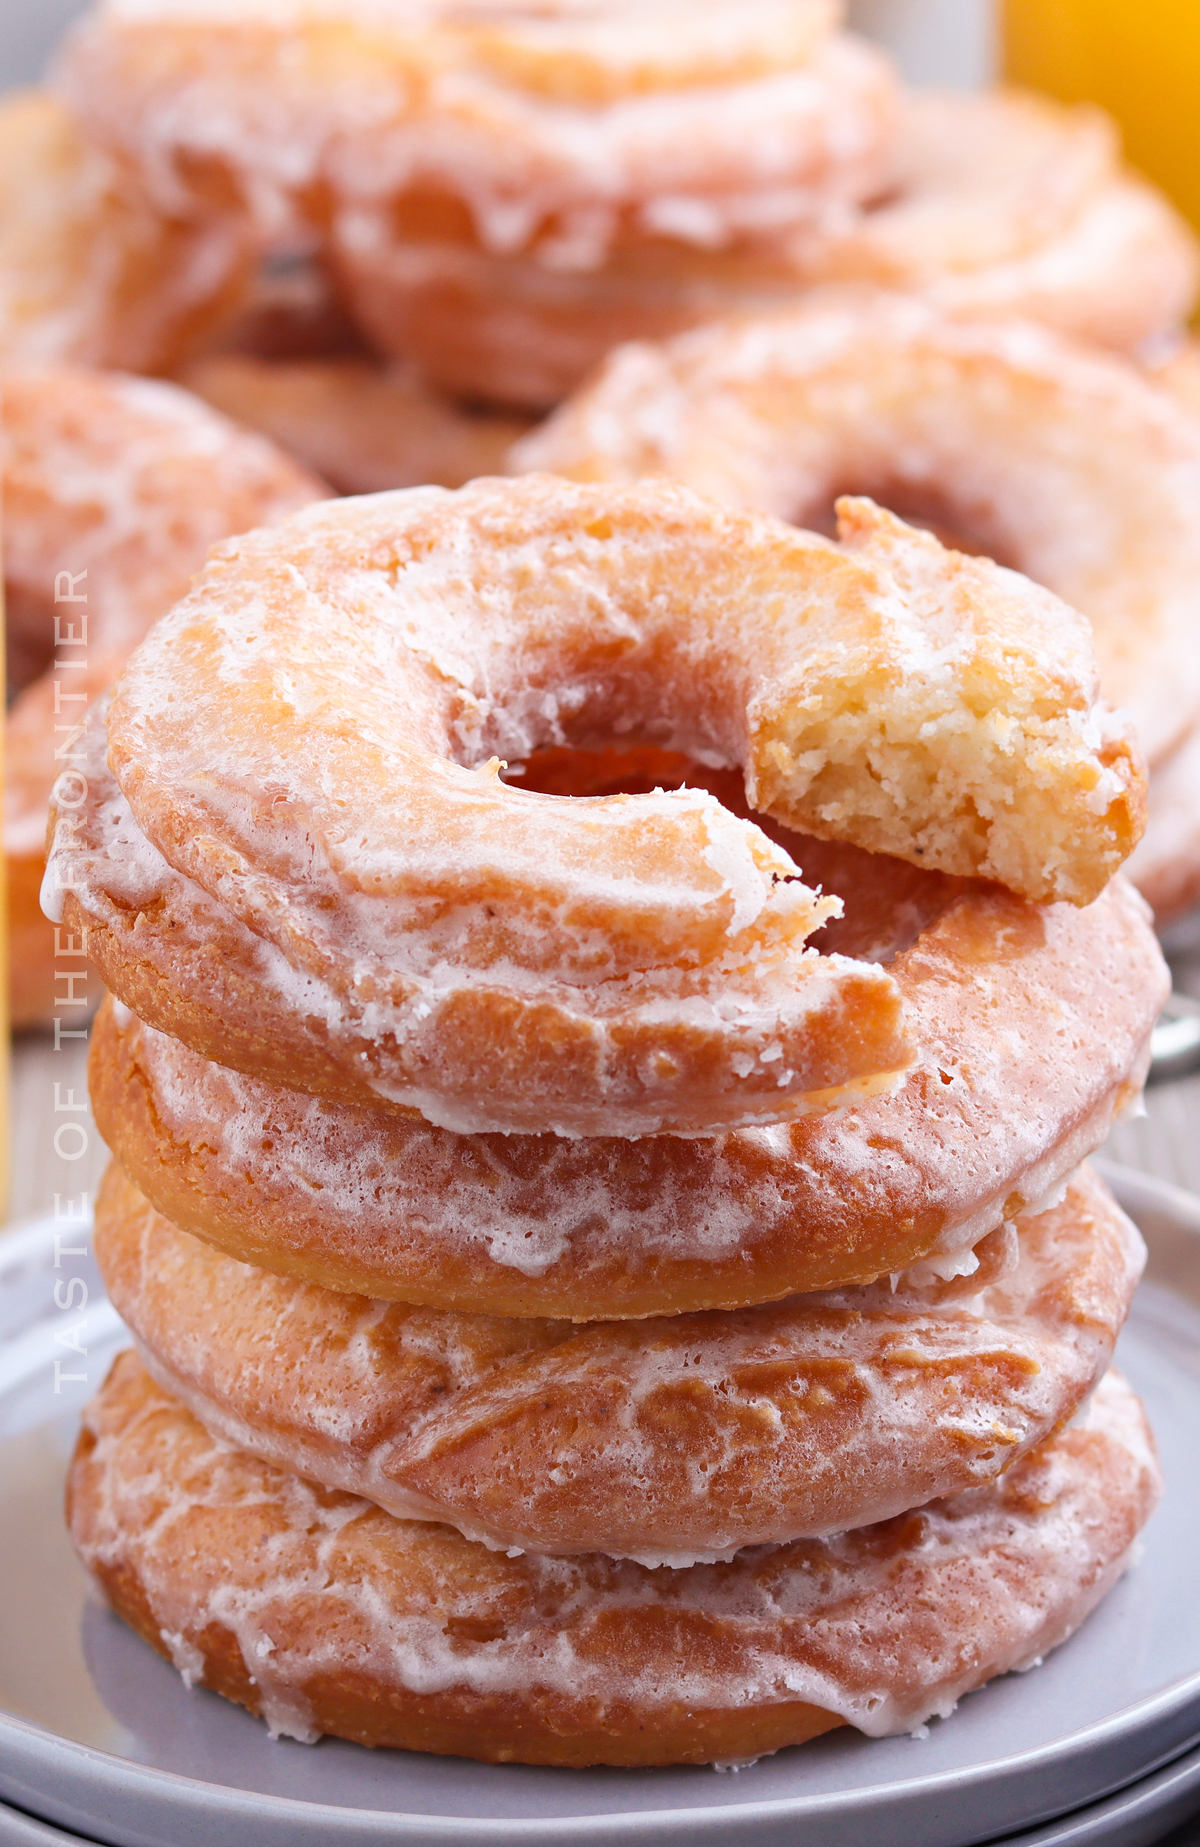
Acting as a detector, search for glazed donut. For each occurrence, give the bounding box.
[327,25,898,392]
[88,827,1164,1315]
[1128,337,1200,916]
[96,1160,1143,1565]
[331,85,1196,408]
[178,354,534,494]
[55,6,894,254]
[3,365,327,1029]
[333,226,820,412]
[1126,725,1200,927]
[47,476,1143,1136]
[68,1353,1160,1764]
[407,0,844,104]
[516,294,1200,767]
[1153,337,1200,421]
[0,90,254,373]
[804,90,1198,355]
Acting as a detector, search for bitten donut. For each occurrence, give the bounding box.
[330,85,1196,407]
[89,808,1165,1316]
[4,365,327,1029]
[178,354,534,494]
[68,1354,1160,1765]
[48,477,1142,1136]
[0,90,254,372]
[516,295,1200,766]
[96,1161,1143,1565]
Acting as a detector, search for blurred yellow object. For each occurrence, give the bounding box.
[1004,1,1200,240]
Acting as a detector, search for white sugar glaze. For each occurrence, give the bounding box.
[329,45,895,264]
[117,1005,1141,1276]
[0,88,259,377]
[85,833,1165,1320]
[809,91,1197,358]
[515,295,1200,766]
[98,1163,1144,1564]
[4,368,323,857]
[70,1359,1162,1743]
[56,12,896,257]
[50,708,914,1137]
[47,477,1142,1135]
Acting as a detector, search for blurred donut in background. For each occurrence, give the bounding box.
[3,364,327,1028]
[0,88,254,373]
[178,353,533,495]
[515,293,1200,924]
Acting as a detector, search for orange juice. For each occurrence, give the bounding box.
[1004,0,1200,239]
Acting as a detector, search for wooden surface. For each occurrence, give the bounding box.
[6,923,1200,1228]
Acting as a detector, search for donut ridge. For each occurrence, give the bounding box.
[96,1162,1144,1564]
[68,1355,1162,1765]
[87,850,1164,1317]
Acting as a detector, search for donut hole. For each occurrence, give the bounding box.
[501,742,964,964]
[498,741,701,800]
[215,249,367,363]
[5,581,56,703]
[802,481,1018,569]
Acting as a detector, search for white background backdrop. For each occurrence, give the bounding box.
[848,0,995,86]
[1,0,998,91]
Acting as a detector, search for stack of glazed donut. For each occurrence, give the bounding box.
[55,473,1169,1765]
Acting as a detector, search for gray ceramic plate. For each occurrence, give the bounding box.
[0,1736,1192,1847]
[1,1163,1199,1847]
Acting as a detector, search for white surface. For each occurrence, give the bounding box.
[846,0,997,86]
[1,0,999,96]
[0,0,87,87]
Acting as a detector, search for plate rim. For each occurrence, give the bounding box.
[6,1666,1200,1844]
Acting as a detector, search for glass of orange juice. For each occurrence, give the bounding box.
[1004,0,1200,240]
